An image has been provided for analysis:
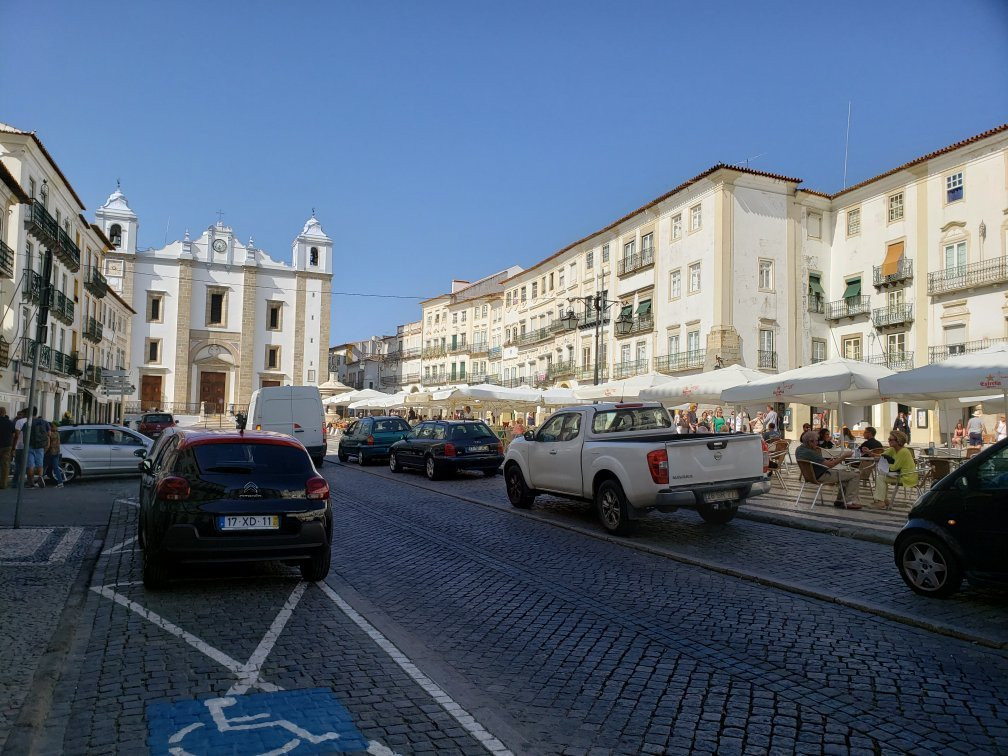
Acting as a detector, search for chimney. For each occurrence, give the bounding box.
[451,279,470,293]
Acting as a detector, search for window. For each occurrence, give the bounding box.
[307,369,316,382]
[148,294,163,323]
[309,246,319,266]
[641,233,653,255]
[559,269,565,289]
[482,305,487,317]
[946,172,963,203]
[671,214,682,240]
[452,312,458,324]
[207,289,226,326]
[811,339,826,363]
[266,346,280,369]
[623,240,635,261]
[846,208,860,236]
[621,343,631,363]
[602,243,609,262]
[887,332,906,358]
[842,336,862,361]
[267,302,282,331]
[146,339,160,363]
[669,269,681,299]
[758,259,774,290]
[687,330,700,354]
[548,273,554,291]
[520,286,527,304]
[668,332,680,355]
[568,262,576,284]
[943,241,966,273]
[531,282,538,299]
[944,324,966,353]
[807,213,821,239]
[887,289,904,308]
[688,262,701,293]
[888,192,904,222]
[689,205,701,232]
[636,341,646,363]
[586,250,594,269]
[759,329,774,353]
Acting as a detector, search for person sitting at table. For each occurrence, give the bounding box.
[855,426,884,480]
[873,429,918,508]
[841,426,856,447]
[952,420,966,448]
[762,422,781,442]
[795,431,860,509]
[817,427,834,449]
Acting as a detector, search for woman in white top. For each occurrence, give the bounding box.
[997,414,1007,442]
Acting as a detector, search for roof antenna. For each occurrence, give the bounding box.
[842,101,852,189]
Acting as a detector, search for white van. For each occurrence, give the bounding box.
[245,386,327,466]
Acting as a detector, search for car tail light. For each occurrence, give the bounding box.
[256,424,262,430]
[647,449,669,484]
[366,435,374,445]
[294,423,302,429]
[761,438,770,474]
[156,476,190,501]
[496,441,504,454]
[306,477,329,500]
[444,442,457,457]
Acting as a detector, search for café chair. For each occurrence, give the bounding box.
[795,459,847,510]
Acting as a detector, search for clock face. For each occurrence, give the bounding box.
[212,239,227,253]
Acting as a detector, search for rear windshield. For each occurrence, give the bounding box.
[451,422,496,440]
[592,407,672,434]
[142,414,172,423]
[373,419,410,433]
[192,443,312,474]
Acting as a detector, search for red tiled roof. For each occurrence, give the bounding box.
[0,122,87,209]
[832,123,1008,199]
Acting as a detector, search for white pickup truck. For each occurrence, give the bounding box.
[503,402,770,535]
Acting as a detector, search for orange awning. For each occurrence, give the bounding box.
[881,241,904,277]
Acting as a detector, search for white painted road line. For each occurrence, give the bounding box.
[101,536,137,556]
[317,582,514,756]
[227,582,308,696]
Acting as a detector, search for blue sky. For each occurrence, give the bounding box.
[4,1,1007,344]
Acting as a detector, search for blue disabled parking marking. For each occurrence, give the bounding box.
[147,688,370,755]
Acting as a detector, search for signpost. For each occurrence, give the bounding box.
[100,369,133,425]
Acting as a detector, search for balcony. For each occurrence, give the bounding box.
[469,341,489,357]
[425,373,452,386]
[757,350,778,370]
[576,366,608,383]
[872,303,913,329]
[399,348,421,360]
[614,315,654,338]
[0,337,8,368]
[85,266,108,298]
[22,269,45,304]
[19,337,52,371]
[928,338,1008,364]
[79,363,104,386]
[488,346,502,359]
[547,360,575,380]
[654,350,706,374]
[83,316,103,344]
[928,257,1008,296]
[516,327,553,348]
[500,376,535,388]
[0,240,13,279]
[401,372,421,384]
[825,296,871,321]
[50,289,75,325]
[612,359,649,380]
[421,346,446,359]
[873,258,913,288]
[867,352,915,371]
[25,200,81,271]
[447,342,471,355]
[617,247,655,277]
[807,294,824,314]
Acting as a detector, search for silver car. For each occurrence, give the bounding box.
[57,424,154,483]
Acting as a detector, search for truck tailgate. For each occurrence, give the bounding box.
[665,435,763,486]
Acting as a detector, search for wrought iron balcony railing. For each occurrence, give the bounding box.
[866,352,915,371]
[612,359,649,380]
[825,296,871,321]
[807,295,825,314]
[654,350,706,374]
[617,247,655,277]
[547,360,575,379]
[19,337,51,371]
[0,240,13,279]
[83,316,103,343]
[757,350,778,370]
[26,200,81,271]
[516,327,553,348]
[488,346,502,359]
[84,266,108,298]
[872,303,914,329]
[873,258,913,288]
[447,342,471,355]
[421,346,447,358]
[576,366,609,383]
[928,257,1008,296]
[469,341,489,356]
[928,338,1008,363]
[49,289,75,325]
[614,315,654,338]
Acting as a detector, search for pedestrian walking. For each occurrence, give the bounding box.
[12,409,28,486]
[0,407,13,488]
[26,408,49,488]
[47,421,65,487]
[893,411,911,443]
[965,411,987,447]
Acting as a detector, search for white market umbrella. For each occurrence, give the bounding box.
[573,372,676,402]
[541,387,577,406]
[721,358,895,433]
[349,391,408,411]
[326,388,388,406]
[639,364,764,406]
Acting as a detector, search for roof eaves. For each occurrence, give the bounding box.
[0,124,88,209]
[0,161,31,203]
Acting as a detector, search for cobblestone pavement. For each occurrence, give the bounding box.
[331,460,1008,648]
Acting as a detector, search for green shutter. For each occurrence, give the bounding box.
[808,275,824,295]
[636,299,652,316]
[619,304,633,320]
[842,279,861,299]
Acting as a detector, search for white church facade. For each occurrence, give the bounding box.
[95,188,333,413]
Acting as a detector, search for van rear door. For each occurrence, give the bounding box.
[258,393,294,436]
[292,394,324,449]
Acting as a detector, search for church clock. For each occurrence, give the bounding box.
[212,238,227,253]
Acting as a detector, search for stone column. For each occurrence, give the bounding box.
[238,267,257,404]
[317,277,331,385]
[173,259,194,406]
[292,274,307,384]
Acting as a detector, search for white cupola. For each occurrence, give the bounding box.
[94,183,139,254]
[292,212,332,274]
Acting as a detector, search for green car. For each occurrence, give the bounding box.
[337,416,413,465]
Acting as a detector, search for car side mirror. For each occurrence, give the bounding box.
[133,448,147,458]
[140,458,153,473]
[523,430,536,441]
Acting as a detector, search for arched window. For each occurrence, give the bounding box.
[39,181,48,207]
[309,247,319,266]
[109,224,122,247]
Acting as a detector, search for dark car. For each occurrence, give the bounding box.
[894,437,1008,598]
[137,428,332,589]
[337,416,412,465]
[138,412,177,439]
[388,420,504,480]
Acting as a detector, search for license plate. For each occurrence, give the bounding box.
[469,445,489,453]
[218,515,279,530]
[704,489,739,504]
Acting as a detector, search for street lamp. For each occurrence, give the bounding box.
[562,291,623,385]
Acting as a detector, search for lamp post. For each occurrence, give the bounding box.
[560,291,632,385]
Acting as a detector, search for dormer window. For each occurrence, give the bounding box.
[309,247,319,266]
[109,224,122,247]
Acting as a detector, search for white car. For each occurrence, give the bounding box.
[57,424,154,483]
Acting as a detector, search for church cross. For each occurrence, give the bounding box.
[216,209,225,224]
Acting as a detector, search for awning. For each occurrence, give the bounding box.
[881,241,904,277]
[808,275,824,295]
[636,299,652,317]
[842,279,861,299]
[619,304,633,320]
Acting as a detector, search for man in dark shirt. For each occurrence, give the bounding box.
[795,430,861,508]
[856,426,884,481]
[0,407,14,488]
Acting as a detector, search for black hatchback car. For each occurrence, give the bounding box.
[389,420,504,480]
[138,429,332,589]
[894,437,1008,598]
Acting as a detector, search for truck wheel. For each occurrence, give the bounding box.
[504,464,535,508]
[596,479,635,535]
[698,503,739,524]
